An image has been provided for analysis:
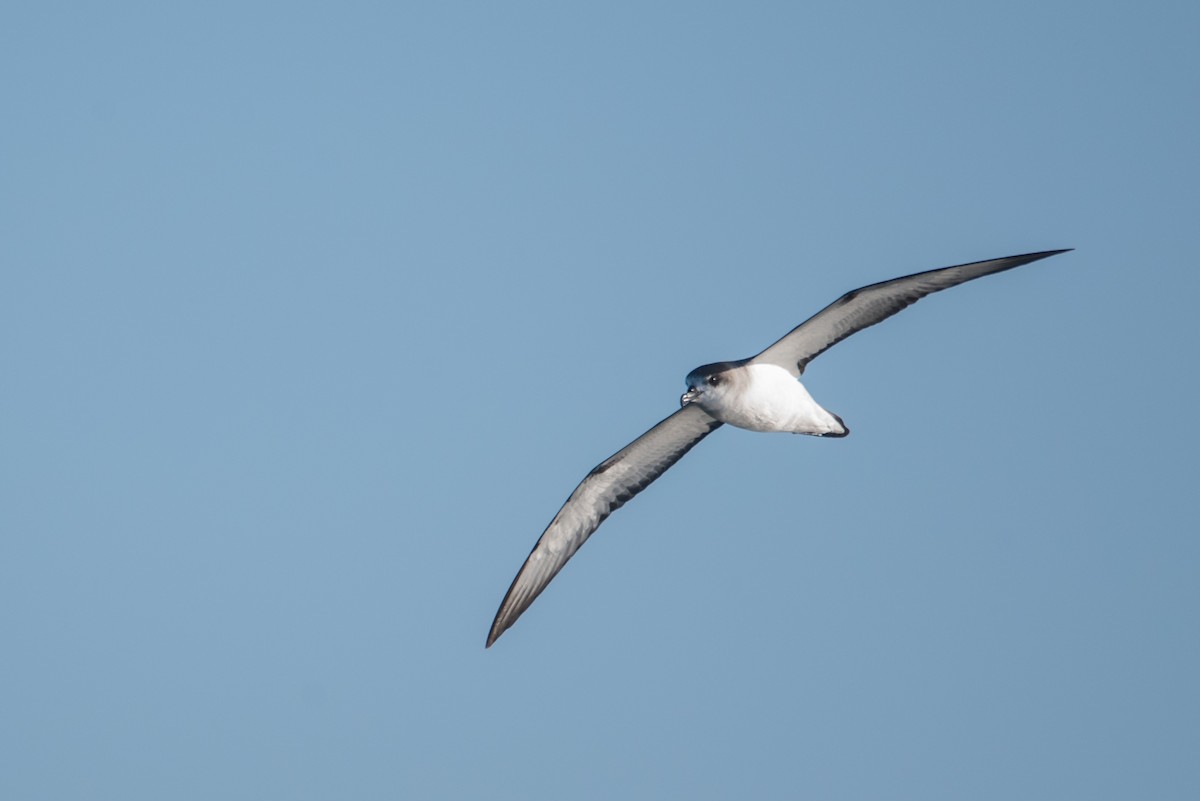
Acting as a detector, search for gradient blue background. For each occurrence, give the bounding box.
[4,2,1198,799]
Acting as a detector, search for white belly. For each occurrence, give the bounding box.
[715,364,847,436]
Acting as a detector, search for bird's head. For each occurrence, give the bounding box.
[681,361,743,409]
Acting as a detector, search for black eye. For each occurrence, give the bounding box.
[706,375,720,386]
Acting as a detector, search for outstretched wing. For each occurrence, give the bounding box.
[751,250,1071,376]
[487,404,723,647]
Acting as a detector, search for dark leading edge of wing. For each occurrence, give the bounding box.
[751,250,1072,376]
[486,405,723,647]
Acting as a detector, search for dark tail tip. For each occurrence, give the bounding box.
[821,412,850,438]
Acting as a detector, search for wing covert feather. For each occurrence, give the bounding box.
[486,404,723,647]
[752,250,1071,375]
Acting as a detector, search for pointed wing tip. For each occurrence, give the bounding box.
[999,248,1073,265]
[485,618,506,648]
[991,247,1073,272]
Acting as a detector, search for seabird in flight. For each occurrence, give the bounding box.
[486,249,1070,647]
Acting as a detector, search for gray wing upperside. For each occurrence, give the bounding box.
[751,250,1071,376]
[486,404,723,647]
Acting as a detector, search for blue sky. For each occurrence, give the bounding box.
[3,2,1198,799]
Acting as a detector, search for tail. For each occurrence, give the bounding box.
[816,410,849,438]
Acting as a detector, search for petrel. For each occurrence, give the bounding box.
[487,249,1070,647]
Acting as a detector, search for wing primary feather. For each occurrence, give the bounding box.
[752,249,1072,375]
[486,405,722,647]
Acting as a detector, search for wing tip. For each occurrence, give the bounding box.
[485,611,509,648]
[1022,247,1073,262]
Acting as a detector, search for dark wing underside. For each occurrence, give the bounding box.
[486,404,723,647]
[751,250,1071,376]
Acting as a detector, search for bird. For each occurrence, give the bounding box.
[486,249,1071,647]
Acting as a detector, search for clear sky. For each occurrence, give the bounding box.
[3,2,1198,799]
